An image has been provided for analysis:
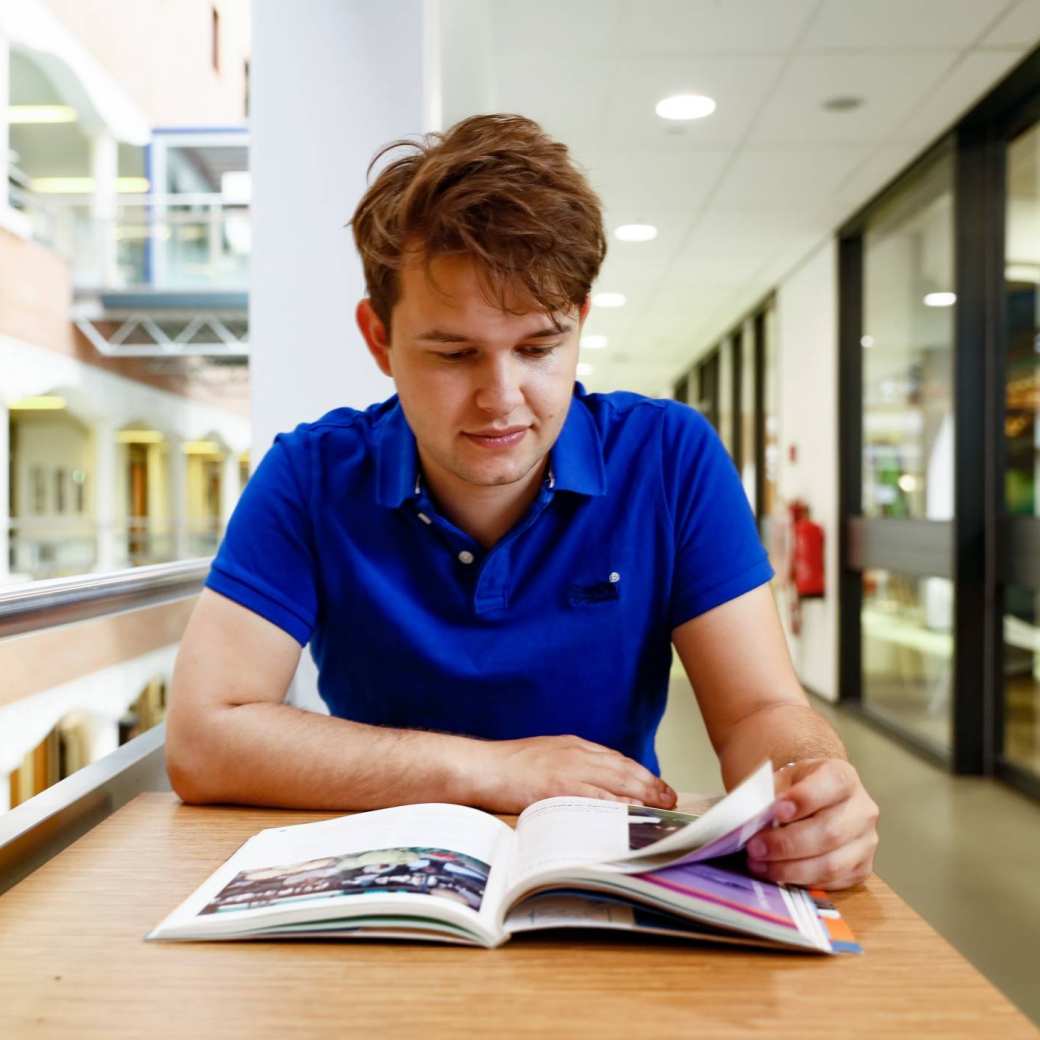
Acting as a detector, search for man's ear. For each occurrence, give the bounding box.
[356,299,392,377]
[578,295,592,324]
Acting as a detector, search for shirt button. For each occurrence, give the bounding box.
[609,571,620,583]
[417,512,432,525]
[458,550,475,565]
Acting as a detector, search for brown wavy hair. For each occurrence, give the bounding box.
[349,114,606,329]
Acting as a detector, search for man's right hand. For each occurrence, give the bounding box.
[467,734,677,814]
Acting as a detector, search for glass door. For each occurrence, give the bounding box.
[1002,116,1040,786]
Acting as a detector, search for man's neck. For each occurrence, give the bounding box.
[419,456,548,551]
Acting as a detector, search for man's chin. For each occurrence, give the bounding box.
[453,455,541,489]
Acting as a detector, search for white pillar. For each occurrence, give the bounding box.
[168,436,189,560]
[90,131,119,287]
[220,450,239,532]
[94,420,118,572]
[250,0,431,460]
[0,401,9,583]
[79,710,120,763]
[0,30,9,211]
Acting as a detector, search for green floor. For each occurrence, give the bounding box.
[656,678,1040,1026]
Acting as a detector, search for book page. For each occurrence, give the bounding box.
[148,803,516,944]
[508,760,776,891]
[504,892,797,950]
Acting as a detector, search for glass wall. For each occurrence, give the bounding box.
[696,349,720,432]
[862,568,953,752]
[861,154,955,522]
[857,150,956,751]
[761,303,780,522]
[1003,118,1040,781]
[739,319,756,509]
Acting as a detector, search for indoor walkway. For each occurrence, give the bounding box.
[657,677,1040,1026]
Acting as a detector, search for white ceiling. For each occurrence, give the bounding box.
[473,0,1040,395]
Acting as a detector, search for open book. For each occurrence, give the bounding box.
[148,761,860,954]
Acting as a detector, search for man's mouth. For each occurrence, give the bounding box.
[463,427,529,449]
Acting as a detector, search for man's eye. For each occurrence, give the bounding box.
[521,346,557,359]
[439,350,472,361]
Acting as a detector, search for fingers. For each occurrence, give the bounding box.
[747,762,880,889]
[747,799,861,863]
[774,759,857,824]
[576,785,641,805]
[747,830,878,889]
[566,737,676,807]
[597,769,675,808]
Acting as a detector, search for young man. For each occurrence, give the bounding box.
[167,114,879,890]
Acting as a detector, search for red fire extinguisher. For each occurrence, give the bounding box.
[787,500,824,635]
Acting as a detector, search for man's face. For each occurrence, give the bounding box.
[360,254,585,496]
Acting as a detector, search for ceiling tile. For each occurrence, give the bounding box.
[981,0,1040,47]
[613,0,817,55]
[489,57,616,163]
[748,52,957,145]
[601,55,786,149]
[488,0,624,56]
[591,149,731,212]
[890,50,1030,145]
[710,147,870,210]
[802,0,1012,50]
[830,142,933,216]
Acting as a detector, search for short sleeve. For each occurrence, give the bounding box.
[661,403,774,629]
[205,433,318,646]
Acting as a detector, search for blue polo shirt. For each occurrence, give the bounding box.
[205,384,772,774]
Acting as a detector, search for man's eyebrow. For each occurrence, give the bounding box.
[415,323,573,343]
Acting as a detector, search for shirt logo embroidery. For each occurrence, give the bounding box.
[568,578,621,606]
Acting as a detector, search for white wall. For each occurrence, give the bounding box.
[775,240,840,701]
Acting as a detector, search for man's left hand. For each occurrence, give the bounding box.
[745,758,879,890]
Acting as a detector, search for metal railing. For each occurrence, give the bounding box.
[0,724,167,896]
[0,557,210,639]
[0,559,210,891]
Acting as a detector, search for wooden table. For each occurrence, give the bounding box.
[0,794,1034,1039]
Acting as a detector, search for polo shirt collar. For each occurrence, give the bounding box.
[373,398,421,508]
[548,382,607,496]
[372,383,606,507]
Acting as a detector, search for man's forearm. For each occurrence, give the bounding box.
[715,702,847,791]
[168,701,486,810]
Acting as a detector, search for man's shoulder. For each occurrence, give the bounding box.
[581,387,712,443]
[273,396,398,453]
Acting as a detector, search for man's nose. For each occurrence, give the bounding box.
[473,356,525,414]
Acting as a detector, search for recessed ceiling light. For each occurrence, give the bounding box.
[614,223,658,243]
[860,335,874,348]
[923,292,956,307]
[577,362,594,377]
[822,96,864,113]
[592,292,626,308]
[655,94,716,121]
[581,334,608,350]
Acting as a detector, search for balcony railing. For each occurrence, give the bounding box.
[0,559,209,892]
[7,517,224,583]
[9,186,249,292]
